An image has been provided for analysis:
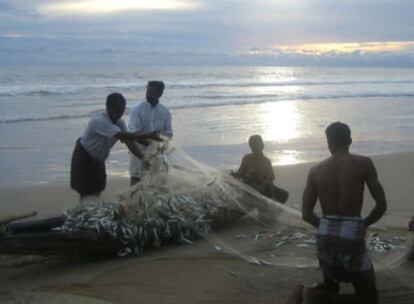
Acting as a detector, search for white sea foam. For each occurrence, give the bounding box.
[1,79,414,97]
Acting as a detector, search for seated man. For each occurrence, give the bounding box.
[232,135,288,203]
[409,215,414,231]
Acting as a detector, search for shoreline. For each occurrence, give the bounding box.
[1,150,413,227]
[3,94,414,188]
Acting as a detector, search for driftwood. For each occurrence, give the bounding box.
[0,211,37,225]
[0,230,121,257]
[0,205,246,257]
[1,207,413,260]
[0,185,297,258]
[10,215,66,233]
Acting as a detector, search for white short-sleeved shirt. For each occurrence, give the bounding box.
[128,100,173,178]
[80,111,126,162]
[128,100,172,136]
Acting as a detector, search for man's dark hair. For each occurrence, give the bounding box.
[325,122,352,146]
[147,81,165,92]
[249,134,264,146]
[106,92,126,109]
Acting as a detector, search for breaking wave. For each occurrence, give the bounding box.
[0,83,146,97]
[182,92,414,101]
[1,92,413,124]
[0,113,93,124]
[1,79,414,97]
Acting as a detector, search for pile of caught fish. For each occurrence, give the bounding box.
[245,230,408,254]
[61,139,409,258]
[62,140,244,256]
[62,203,138,256]
[367,233,407,253]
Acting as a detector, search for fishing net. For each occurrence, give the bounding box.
[1,138,413,303]
[62,139,414,279]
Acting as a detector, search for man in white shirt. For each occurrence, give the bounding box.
[70,92,161,198]
[128,81,173,185]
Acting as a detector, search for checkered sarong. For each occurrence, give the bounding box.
[317,216,373,283]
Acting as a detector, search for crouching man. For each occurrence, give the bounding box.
[70,92,161,199]
[290,122,387,304]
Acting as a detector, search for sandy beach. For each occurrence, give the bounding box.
[1,151,414,303]
[2,0,414,302]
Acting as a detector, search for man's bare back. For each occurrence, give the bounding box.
[303,150,386,227]
[298,122,387,304]
[310,153,373,217]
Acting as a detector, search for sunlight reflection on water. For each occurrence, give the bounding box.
[262,101,300,142]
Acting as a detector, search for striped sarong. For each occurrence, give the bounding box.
[317,215,373,283]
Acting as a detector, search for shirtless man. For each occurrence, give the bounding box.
[289,122,387,304]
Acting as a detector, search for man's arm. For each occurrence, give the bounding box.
[263,158,277,198]
[163,111,173,139]
[265,158,275,182]
[124,141,144,159]
[363,158,387,227]
[114,131,161,142]
[231,155,248,179]
[92,117,160,146]
[302,168,320,228]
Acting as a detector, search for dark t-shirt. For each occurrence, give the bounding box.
[237,153,275,186]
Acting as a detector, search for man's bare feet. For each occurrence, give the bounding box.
[285,285,304,304]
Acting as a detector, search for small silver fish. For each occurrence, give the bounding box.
[274,241,287,248]
[235,234,248,240]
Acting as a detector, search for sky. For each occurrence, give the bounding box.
[1,0,414,66]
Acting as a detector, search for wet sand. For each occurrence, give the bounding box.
[1,152,414,303]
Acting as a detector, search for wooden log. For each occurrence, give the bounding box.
[0,211,37,225]
[0,230,121,257]
[0,199,250,258]
[0,207,245,257]
[10,215,66,233]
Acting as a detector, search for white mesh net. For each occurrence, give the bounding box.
[1,139,414,303]
[62,139,414,279]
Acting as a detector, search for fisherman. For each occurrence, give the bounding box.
[231,134,288,203]
[70,92,161,199]
[288,122,387,304]
[128,81,173,186]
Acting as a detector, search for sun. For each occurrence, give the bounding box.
[40,0,197,15]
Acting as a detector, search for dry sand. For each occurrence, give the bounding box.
[1,152,414,303]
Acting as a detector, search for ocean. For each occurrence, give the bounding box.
[1,65,414,187]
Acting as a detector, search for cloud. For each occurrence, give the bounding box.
[1,0,414,66]
[1,34,414,67]
[253,41,414,56]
